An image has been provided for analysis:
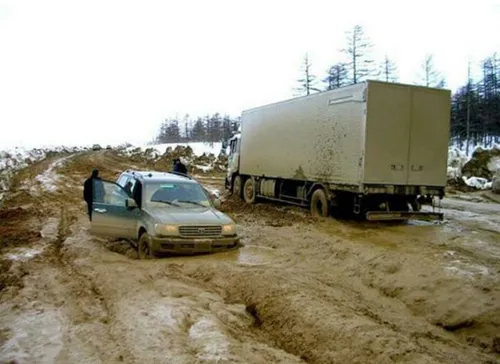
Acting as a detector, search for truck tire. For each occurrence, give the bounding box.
[233,176,243,198]
[243,178,256,204]
[311,189,329,217]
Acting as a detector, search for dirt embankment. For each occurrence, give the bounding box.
[0,151,499,364]
[123,145,227,176]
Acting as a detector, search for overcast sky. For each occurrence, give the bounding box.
[0,0,499,149]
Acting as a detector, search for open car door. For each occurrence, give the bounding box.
[90,179,140,239]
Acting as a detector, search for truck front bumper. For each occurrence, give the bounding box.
[151,236,240,254]
[366,211,443,222]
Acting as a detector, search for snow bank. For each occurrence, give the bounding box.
[447,143,500,190]
[124,142,223,158]
[447,147,469,180]
[0,146,84,202]
[121,142,227,174]
[462,176,491,190]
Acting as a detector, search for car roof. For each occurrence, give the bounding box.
[121,170,197,184]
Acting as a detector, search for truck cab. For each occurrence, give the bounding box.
[225,133,241,191]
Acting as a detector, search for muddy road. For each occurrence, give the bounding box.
[0,151,499,364]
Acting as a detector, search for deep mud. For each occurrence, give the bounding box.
[0,151,499,364]
[0,208,42,250]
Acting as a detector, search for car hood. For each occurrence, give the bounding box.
[145,206,234,225]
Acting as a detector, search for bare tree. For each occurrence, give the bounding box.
[419,54,446,88]
[341,25,375,84]
[295,53,321,96]
[323,62,349,90]
[379,55,398,82]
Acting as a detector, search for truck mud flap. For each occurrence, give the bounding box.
[366,211,443,222]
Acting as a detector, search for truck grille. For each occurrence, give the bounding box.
[178,225,222,238]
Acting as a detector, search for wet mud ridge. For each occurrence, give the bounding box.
[0,151,500,364]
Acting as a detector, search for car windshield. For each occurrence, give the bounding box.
[145,181,211,208]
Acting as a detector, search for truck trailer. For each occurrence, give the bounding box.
[225,80,451,221]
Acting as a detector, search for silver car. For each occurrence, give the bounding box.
[89,170,240,259]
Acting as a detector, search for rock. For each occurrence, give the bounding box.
[492,175,500,194]
[462,146,500,180]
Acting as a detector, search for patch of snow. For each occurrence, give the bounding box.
[447,147,469,178]
[462,176,491,190]
[5,246,45,261]
[447,143,500,179]
[194,164,214,173]
[447,166,461,180]
[34,155,75,192]
[0,145,84,201]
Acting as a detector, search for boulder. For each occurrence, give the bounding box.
[492,173,500,194]
[462,146,500,180]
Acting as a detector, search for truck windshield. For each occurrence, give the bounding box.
[145,182,211,208]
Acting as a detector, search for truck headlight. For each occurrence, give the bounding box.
[154,224,178,236]
[222,223,236,235]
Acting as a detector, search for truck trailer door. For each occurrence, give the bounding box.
[363,82,412,185]
[407,88,451,187]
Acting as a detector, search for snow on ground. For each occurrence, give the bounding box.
[448,143,500,189]
[0,146,85,201]
[447,147,470,179]
[35,154,76,192]
[462,176,491,190]
[121,142,227,174]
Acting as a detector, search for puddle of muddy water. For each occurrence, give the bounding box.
[168,245,282,267]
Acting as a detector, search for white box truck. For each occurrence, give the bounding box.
[225,80,451,221]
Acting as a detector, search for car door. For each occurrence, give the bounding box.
[90,179,140,239]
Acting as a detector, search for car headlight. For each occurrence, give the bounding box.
[154,224,178,236]
[222,223,236,235]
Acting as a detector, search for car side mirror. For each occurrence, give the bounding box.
[212,198,222,209]
[126,198,137,208]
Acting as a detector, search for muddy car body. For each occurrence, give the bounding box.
[226,80,452,221]
[90,170,239,258]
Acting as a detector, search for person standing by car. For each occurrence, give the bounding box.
[83,169,105,221]
[173,158,188,175]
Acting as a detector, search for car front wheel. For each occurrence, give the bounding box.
[138,233,154,259]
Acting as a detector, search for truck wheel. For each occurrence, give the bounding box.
[243,178,256,204]
[311,189,329,218]
[233,176,243,198]
[138,233,154,259]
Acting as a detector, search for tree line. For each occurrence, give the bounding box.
[154,113,240,144]
[154,24,499,150]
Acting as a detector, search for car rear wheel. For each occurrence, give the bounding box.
[138,233,154,259]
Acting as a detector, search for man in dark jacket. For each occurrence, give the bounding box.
[83,169,105,221]
[173,158,188,175]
